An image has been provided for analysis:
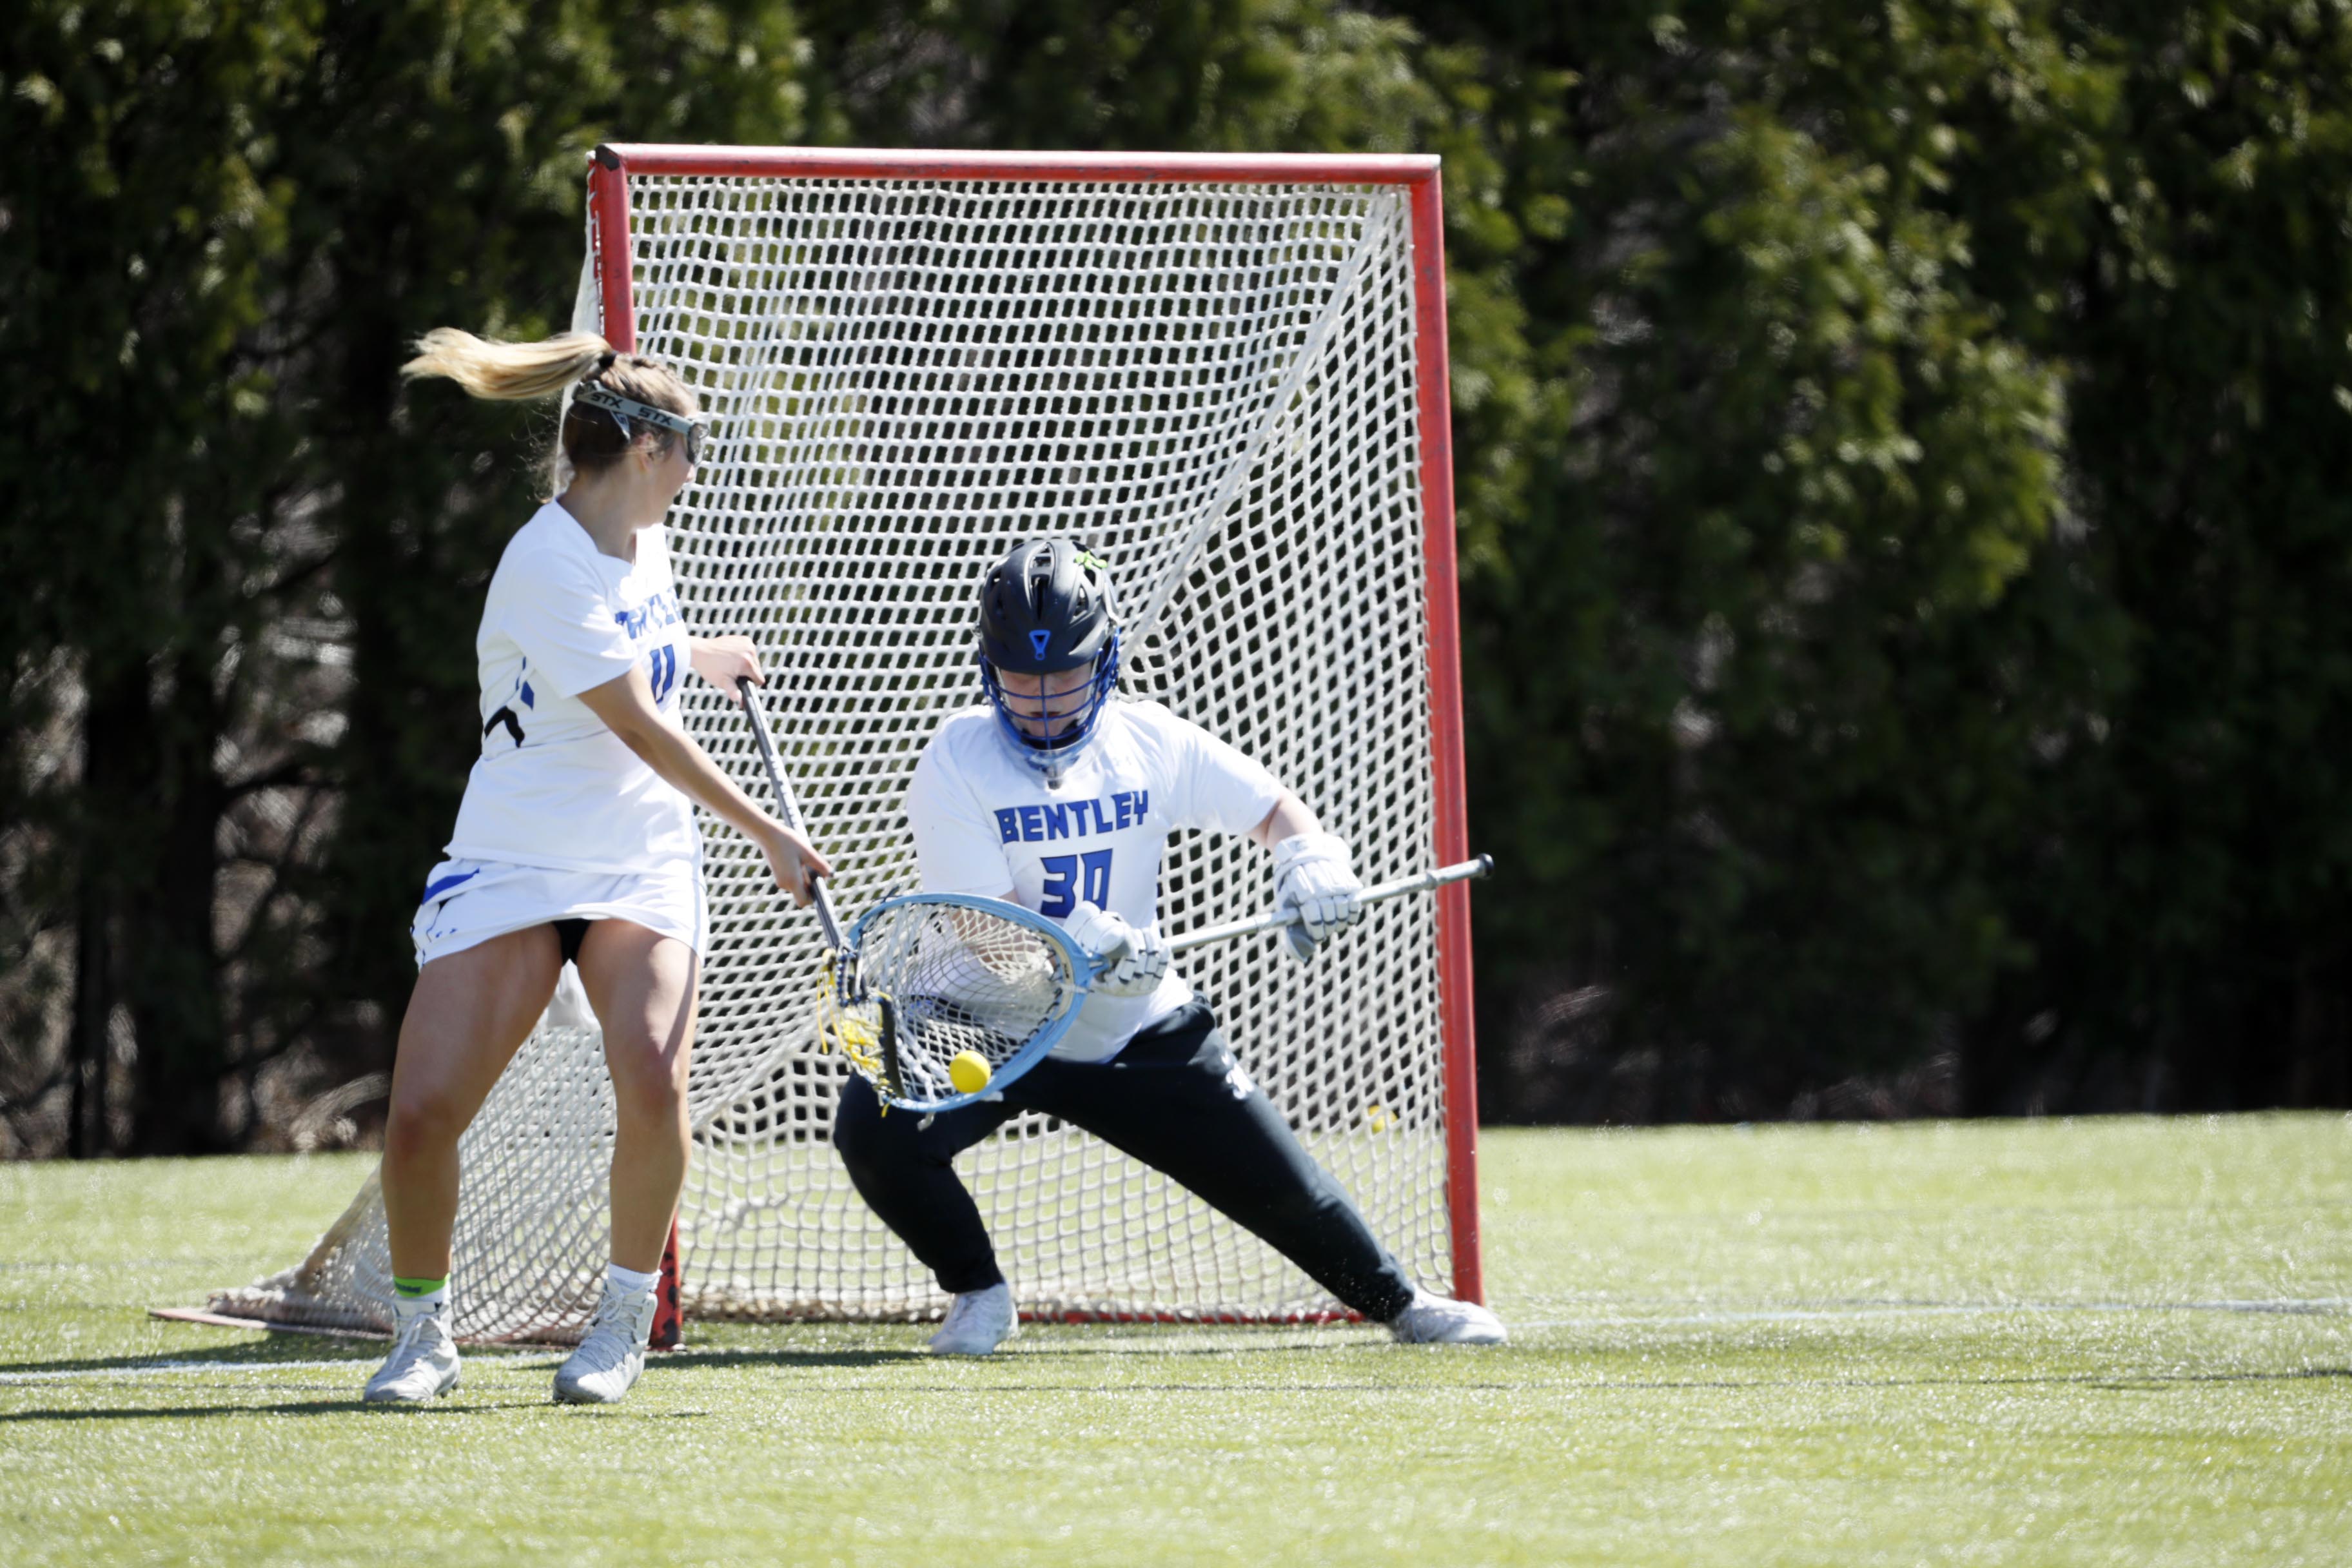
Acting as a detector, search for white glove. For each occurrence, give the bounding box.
[1271,832,1364,963]
[1064,901,1170,997]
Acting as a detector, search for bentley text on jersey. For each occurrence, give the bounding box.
[993,793,1152,843]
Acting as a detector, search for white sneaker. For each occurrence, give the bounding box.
[929,1282,1019,1356]
[363,1308,461,1403]
[1387,1289,1509,1346]
[553,1281,659,1404]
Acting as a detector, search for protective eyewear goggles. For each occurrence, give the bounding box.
[574,382,709,467]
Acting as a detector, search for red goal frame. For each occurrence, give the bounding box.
[587,144,1485,1342]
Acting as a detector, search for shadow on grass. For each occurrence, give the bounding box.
[660,1346,926,1371]
[656,1335,1375,1370]
[5,1362,2343,1418]
[1,1333,1282,1381]
[0,1335,397,1377]
[0,1397,551,1423]
[701,1364,2352,1399]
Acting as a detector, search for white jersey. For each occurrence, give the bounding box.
[905,700,1284,1062]
[442,500,698,876]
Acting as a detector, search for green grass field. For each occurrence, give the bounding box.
[3,1115,2347,1565]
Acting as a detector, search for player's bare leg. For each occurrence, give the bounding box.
[554,919,698,1404]
[370,926,564,1402]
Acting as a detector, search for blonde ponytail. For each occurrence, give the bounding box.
[402,326,700,493]
[401,328,614,402]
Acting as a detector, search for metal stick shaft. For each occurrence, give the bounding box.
[736,676,847,951]
[1166,854,1493,954]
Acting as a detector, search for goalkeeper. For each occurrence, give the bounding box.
[833,540,1505,1355]
[364,329,828,1407]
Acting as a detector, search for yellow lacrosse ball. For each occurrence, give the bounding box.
[949,1050,994,1095]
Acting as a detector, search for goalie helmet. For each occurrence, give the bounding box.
[977,538,1122,783]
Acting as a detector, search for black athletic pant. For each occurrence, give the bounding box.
[831,1000,1419,1322]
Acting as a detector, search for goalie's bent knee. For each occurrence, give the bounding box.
[830,1075,894,1162]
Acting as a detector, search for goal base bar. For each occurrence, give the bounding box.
[685,1304,1371,1326]
[148,1306,407,1344]
[1037,1309,1366,1326]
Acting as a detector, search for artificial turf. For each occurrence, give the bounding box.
[2,1114,2346,1565]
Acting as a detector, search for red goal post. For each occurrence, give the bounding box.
[591,143,1484,1327]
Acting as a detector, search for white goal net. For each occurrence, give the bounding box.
[212,147,1478,1343]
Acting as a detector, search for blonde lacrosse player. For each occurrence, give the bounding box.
[832,540,1505,1354]
[366,330,828,1406]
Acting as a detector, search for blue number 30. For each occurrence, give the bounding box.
[1039,849,1113,918]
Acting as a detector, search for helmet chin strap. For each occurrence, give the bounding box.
[1001,712,1081,787]
[979,629,1122,785]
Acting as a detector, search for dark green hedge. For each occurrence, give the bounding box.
[4,1,2346,1151]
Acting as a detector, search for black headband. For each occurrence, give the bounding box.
[573,382,704,440]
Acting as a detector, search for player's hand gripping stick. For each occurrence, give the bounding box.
[1166,854,1494,957]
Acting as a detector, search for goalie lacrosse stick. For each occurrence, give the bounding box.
[738,679,1489,1115]
[840,856,1493,1113]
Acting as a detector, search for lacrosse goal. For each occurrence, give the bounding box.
[206,144,1481,1344]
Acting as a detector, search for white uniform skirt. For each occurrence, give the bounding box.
[409,852,709,969]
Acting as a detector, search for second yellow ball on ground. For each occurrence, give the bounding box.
[948,1050,994,1095]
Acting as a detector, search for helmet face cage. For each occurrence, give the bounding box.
[979,629,1122,781]
[975,540,1121,781]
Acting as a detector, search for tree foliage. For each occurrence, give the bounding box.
[1,0,814,1152]
[3,0,2347,1152]
[1424,0,2352,1117]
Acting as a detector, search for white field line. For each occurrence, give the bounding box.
[1512,1298,2352,1330]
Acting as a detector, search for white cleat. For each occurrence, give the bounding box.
[1387,1289,1509,1346]
[553,1282,659,1404]
[929,1282,1019,1356]
[364,1309,462,1404]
